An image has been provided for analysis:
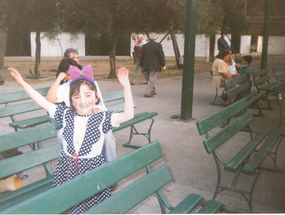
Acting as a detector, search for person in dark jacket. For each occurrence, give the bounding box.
[140,33,165,97]
[218,30,230,51]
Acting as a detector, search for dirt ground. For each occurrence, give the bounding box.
[0,60,213,84]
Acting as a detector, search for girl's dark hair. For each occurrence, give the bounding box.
[69,80,100,112]
[242,55,252,64]
[56,58,82,78]
[216,50,231,59]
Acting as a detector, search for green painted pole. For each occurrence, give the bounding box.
[180,0,197,121]
[261,0,269,69]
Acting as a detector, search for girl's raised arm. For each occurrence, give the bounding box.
[115,67,134,124]
[8,67,53,112]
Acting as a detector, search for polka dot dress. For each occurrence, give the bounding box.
[52,105,113,214]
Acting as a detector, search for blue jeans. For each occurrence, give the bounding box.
[101,130,116,162]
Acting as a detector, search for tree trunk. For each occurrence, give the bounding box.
[108,29,118,79]
[0,25,8,70]
[170,31,182,69]
[209,34,215,62]
[34,30,41,79]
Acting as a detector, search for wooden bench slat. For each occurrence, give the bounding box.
[0,176,53,211]
[242,129,282,175]
[168,193,203,214]
[251,68,269,78]
[0,175,53,206]
[225,127,270,172]
[113,112,158,132]
[247,91,265,104]
[0,87,49,104]
[102,90,124,102]
[107,101,137,113]
[9,115,51,129]
[0,102,43,117]
[85,165,172,214]
[196,99,248,135]
[227,82,251,99]
[203,112,253,154]
[0,123,57,153]
[0,144,61,179]
[197,200,224,214]
[0,141,163,214]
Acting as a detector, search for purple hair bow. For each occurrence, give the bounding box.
[69,65,94,85]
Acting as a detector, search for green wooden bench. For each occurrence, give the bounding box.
[272,81,285,128]
[251,68,277,110]
[272,65,285,82]
[0,136,223,214]
[224,75,266,117]
[0,87,53,131]
[0,123,60,209]
[196,99,283,212]
[103,90,158,149]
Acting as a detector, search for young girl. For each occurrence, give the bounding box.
[8,66,134,214]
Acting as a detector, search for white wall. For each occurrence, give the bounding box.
[30,32,85,57]
[30,32,285,60]
[130,33,210,61]
[240,35,251,54]
[268,36,285,55]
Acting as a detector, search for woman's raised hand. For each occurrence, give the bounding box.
[117,67,130,89]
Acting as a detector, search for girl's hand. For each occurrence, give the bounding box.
[117,67,130,89]
[8,67,25,85]
[58,72,68,82]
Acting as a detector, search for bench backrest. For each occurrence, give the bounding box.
[273,81,285,104]
[1,141,167,214]
[251,68,272,89]
[224,75,251,103]
[0,87,50,105]
[196,99,251,154]
[272,65,285,82]
[0,123,60,179]
[0,87,50,119]
[102,90,137,113]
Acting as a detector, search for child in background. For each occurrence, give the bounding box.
[237,55,253,93]
[8,66,134,214]
[237,55,253,79]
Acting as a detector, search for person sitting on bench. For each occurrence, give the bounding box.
[212,50,240,105]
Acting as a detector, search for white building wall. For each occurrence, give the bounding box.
[30,32,85,57]
[257,36,263,53]
[240,35,251,54]
[268,36,285,55]
[30,32,285,60]
[130,33,210,62]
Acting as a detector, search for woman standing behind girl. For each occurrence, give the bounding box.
[8,66,134,214]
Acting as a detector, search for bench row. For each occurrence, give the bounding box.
[0,124,224,214]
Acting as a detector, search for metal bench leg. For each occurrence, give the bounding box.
[210,88,227,106]
[212,153,262,212]
[123,118,155,149]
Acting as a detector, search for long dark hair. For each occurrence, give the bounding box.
[216,50,231,60]
[69,80,100,112]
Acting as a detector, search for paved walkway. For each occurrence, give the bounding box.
[1,55,285,213]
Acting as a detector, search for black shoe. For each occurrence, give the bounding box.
[130,81,135,85]
[144,94,153,97]
[17,171,28,180]
[110,183,117,191]
[0,80,4,85]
